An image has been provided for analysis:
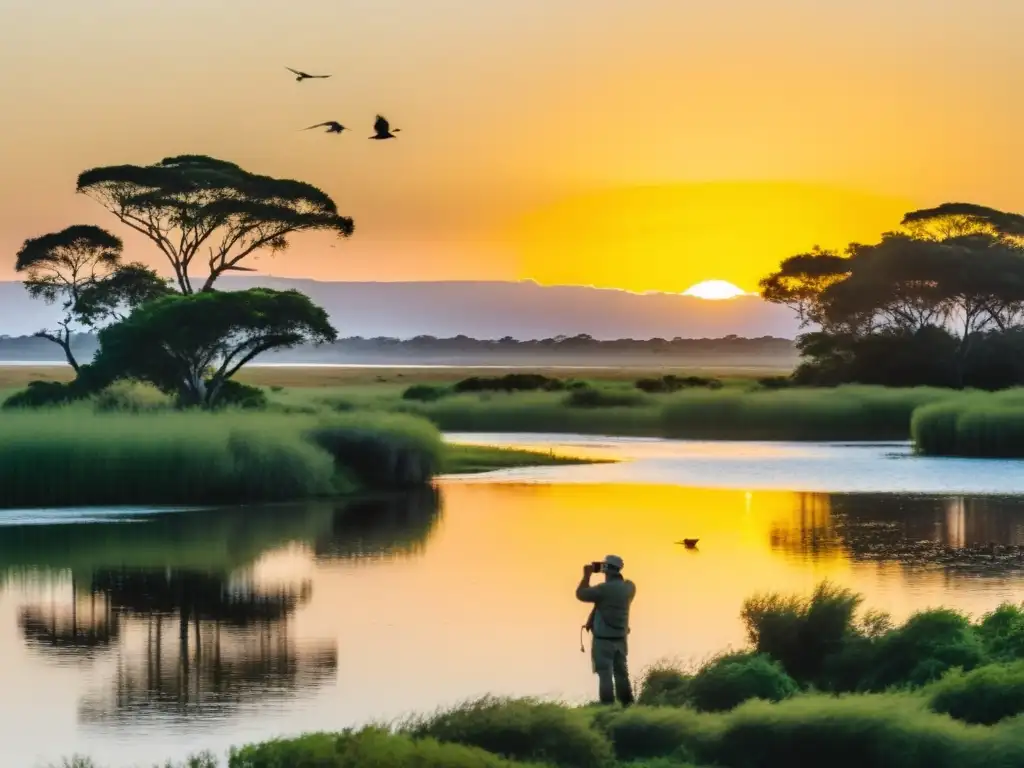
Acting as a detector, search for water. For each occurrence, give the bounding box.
[6,437,1024,766]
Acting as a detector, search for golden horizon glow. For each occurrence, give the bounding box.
[3,2,1024,289]
[683,280,749,300]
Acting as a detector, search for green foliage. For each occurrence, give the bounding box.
[92,380,173,413]
[912,394,1024,457]
[304,413,443,490]
[740,581,862,684]
[212,380,268,410]
[634,376,722,394]
[0,410,443,507]
[595,705,720,763]
[407,697,613,768]
[565,386,651,408]
[686,652,799,712]
[929,662,1024,725]
[664,385,954,441]
[2,379,88,409]
[453,374,565,393]
[637,665,692,707]
[228,728,536,768]
[865,609,985,690]
[441,444,598,474]
[402,383,450,402]
[95,288,337,408]
[977,603,1024,661]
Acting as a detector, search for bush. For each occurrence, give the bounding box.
[304,414,443,490]
[756,376,794,390]
[929,662,1024,725]
[687,652,799,712]
[565,387,650,408]
[453,374,564,393]
[407,697,613,768]
[977,603,1024,661]
[635,376,722,394]
[3,380,88,409]
[229,728,535,768]
[637,664,692,707]
[595,705,721,763]
[93,380,172,413]
[740,581,861,684]
[864,608,985,690]
[402,384,450,402]
[213,380,268,410]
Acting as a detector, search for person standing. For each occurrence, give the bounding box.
[576,554,635,706]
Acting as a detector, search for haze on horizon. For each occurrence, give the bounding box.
[2,0,1023,295]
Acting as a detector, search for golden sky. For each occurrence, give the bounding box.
[2,0,1024,292]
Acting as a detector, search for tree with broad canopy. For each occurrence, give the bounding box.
[93,288,337,407]
[15,225,171,371]
[76,155,354,294]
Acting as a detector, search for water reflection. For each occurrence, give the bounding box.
[0,489,442,732]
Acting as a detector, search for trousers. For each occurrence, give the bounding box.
[591,636,633,705]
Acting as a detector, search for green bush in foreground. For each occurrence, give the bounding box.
[686,652,799,712]
[228,728,539,768]
[407,697,613,768]
[928,661,1024,725]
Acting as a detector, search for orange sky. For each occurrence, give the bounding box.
[2,0,1024,292]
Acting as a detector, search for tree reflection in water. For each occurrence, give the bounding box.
[0,487,442,725]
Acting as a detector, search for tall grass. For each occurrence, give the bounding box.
[913,391,1024,457]
[0,410,443,507]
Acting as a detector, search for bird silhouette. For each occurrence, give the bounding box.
[369,115,401,139]
[305,121,346,134]
[676,539,700,549]
[287,67,331,82]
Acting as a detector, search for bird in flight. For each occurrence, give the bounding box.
[305,122,347,134]
[287,67,331,82]
[370,115,401,139]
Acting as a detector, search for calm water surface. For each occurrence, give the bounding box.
[6,436,1024,766]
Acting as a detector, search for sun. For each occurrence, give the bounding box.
[682,280,749,300]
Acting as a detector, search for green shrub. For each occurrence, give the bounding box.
[565,387,650,408]
[910,401,970,456]
[93,380,172,413]
[407,697,613,768]
[757,376,794,390]
[402,384,450,402]
[710,694,998,768]
[228,728,537,768]
[634,376,722,394]
[637,664,692,707]
[864,608,985,690]
[687,652,799,712]
[213,380,268,410]
[304,413,443,490]
[977,604,1024,661]
[595,705,722,762]
[453,374,564,393]
[3,380,87,409]
[929,662,1024,725]
[740,581,861,684]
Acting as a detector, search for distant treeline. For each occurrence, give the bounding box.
[0,332,796,362]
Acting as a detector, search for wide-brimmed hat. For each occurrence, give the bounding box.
[602,554,624,571]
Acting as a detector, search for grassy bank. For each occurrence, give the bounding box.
[59,582,1024,768]
[912,390,1024,457]
[441,444,606,474]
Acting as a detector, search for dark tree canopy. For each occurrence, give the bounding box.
[762,204,1024,388]
[14,225,168,371]
[95,288,337,406]
[77,155,355,294]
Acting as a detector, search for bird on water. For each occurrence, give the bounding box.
[304,121,346,134]
[370,115,401,139]
[287,67,331,82]
[676,539,699,549]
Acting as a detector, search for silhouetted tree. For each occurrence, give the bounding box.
[76,155,354,294]
[94,288,337,406]
[14,225,169,370]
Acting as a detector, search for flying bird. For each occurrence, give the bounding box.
[369,115,401,139]
[305,122,347,134]
[287,67,331,82]
[676,539,700,549]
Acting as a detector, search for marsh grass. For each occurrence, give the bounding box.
[0,410,445,507]
[912,391,1024,457]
